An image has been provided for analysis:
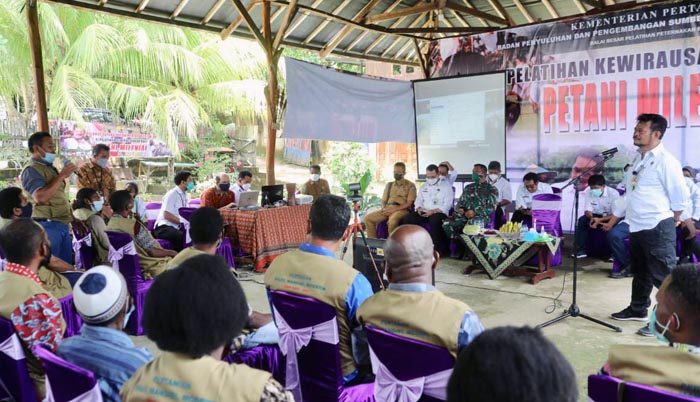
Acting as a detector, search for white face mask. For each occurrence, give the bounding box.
[242,183,251,191]
[426,177,439,185]
[311,174,320,182]
[488,174,500,182]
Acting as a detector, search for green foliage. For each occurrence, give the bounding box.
[324,142,376,196]
[282,48,364,74]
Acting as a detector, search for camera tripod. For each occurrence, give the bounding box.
[341,201,385,290]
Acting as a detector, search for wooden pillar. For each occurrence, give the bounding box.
[263,0,278,185]
[26,0,49,132]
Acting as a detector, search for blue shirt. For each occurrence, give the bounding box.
[387,282,484,351]
[21,158,56,194]
[57,324,153,402]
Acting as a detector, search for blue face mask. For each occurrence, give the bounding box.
[43,152,56,164]
[91,200,104,213]
[590,188,603,198]
[219,183,231,192]
[648,305,676,344]
[20,203,33,218]
[186,181,195,192]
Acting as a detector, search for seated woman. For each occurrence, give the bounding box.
[107,190,176,279]
[125,182,147,222]
[120,254,292,402]
[72,188,112,265]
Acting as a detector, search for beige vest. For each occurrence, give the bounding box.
[609,344,700,397]
[357,289,470,358]
[0,271,65,397]
[120,352,269,402]
[107,216,169,279]
[22,161,72,223]
[167,247,205,269]
[265,249,360,376]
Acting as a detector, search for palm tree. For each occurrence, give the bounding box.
[0,0,267,152]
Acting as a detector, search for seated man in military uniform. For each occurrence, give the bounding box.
[365,162,416,238]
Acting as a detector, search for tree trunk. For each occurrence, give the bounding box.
[26,0,49,132]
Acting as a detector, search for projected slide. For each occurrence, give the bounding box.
[414,72,506,179]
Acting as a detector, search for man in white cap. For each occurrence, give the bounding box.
[57,266,152,402]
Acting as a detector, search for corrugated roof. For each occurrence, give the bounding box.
[44,0,657,66]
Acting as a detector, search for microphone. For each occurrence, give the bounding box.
[64,159,82,179]
[596,147,618,158]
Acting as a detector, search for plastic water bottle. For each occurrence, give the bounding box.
[519,224,528,240]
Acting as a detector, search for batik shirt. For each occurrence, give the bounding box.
[77,160,117,198]
[455,182,498,224]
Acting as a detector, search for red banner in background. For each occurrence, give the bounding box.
[55,120,172,157]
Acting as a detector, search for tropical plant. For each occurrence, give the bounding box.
[0,0,267,153]
[324,142,377,195]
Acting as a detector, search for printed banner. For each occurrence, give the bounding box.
[55,120,172,157]
[428,0,700,230]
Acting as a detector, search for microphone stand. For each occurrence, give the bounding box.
[537,152,622,332]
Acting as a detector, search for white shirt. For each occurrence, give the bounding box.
[613,142,689,232]
[681,177,700,221]
[415,179,454,215]
[156,186,187,229]
[440,170,458,185]
[584,186,620,216]
[488,176,512,206]
[232,183,248,204]
[515,183,553,209]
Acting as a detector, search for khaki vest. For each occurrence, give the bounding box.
[609,344,700,398]
[22,161,72,223]
[0,271,65,397]
[265,249,360,376]
[167,247,205,269]
[107,216,169,279]
[357,289,470,358]
[120,352,269,402]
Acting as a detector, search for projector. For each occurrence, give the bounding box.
[296,194,313,205]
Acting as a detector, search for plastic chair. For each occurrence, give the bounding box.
[106,231,154,336]
[33,344,103,402]
[269,290,374,402]
[529,194,563,267]
[0,316,37,402]
[365,325,454,402]
[59,295,83,338]
[588,374,699,402]
[72,227,95,270]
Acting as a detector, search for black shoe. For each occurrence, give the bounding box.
[637,325,654,337]
[610,307,647,322]
[609,267,632,279]
[570,249,588,259]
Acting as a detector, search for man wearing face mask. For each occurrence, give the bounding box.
[201,173,236,208]
[77,144,116,199]
[572,175,620,259]
[0,219,66,398]
[301,165,331,201]
[232,170,253,204]
[604,264,700,397]
[154,171,195,251]
[21,131,88,264]
[57,266,153,402]
[402,164,454,256]
[438,161,458,185]
[365,162,417,239]
[444,164,498,239]
[486,161,512,229]
[0,187,75,298]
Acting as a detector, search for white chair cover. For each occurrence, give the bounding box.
[273,306,340,402]
[107,241,137,271]
[0,332,25,360]
[370,346,452,402]
[46,377,103,402]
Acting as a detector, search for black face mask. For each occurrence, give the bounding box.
[20,203,33,218]
[41,243,52,267]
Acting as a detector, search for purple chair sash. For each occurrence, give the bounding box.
[71,229,94,270]
[0,317,36,402]
[34,344,103,402]
[145,202,162,232]
[366,326,453,402]
[217,238,236,268]
[59,295,83,338]
[107,240,137,272]
[531,194,563,266]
